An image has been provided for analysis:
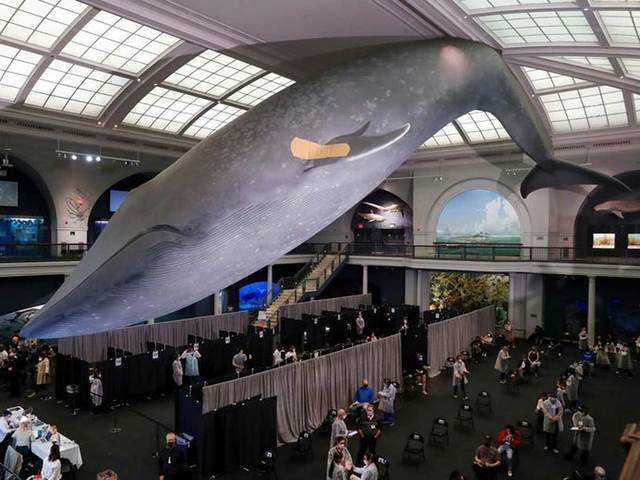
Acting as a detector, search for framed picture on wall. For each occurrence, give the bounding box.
[593,233,615,249]
[627,234,640,249]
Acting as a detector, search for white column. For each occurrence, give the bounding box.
[214,290,223,315]
[417,270,431,311]
[362,265,368,295]
[266,264,273,304]
[588,276,596,347]
[404,269,417,306]
[509,273,527,337]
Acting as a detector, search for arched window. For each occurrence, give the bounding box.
[436,189,521,244]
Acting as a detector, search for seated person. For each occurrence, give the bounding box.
[473,436,501,480]
[352,379,375,407]
[496,425,521,477]
[527,347,541,376]
[0,410,15,432]
[350,452,377,480]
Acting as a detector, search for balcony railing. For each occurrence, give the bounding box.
[0,243,88,262]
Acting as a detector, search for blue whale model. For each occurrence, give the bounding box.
[21,39,629,338]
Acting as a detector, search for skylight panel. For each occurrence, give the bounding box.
[24,59,129,117]
[456,0,570,10]
[475,10,597,46]
[422,123,465,148]
[598,10,640,45]
[0,44,41,101]
[0,0,87,49]
[541,56,615,73]
[123,86,210,133]
[226,73,294,107]
[164,50,263,98]
[455,111,510,142]
[621,58,640,79]
[183,103,245,139]
[539,85,628,133]
[523,67,589,92]
[61,11,181,75]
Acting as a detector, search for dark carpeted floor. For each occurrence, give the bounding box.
[0,343,636,480]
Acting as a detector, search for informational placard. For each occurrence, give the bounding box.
[593,233,615,249]
[152,350,159,360]
[628,233,640,249]
[115,357,122,367]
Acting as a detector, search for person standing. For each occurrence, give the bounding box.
[565,406,596,465]
[90,369,103,414]
[616,343,633,377]
[504,320,514,346]
[377,379,396,426]
[35,352,50,398]
[578,327,589,351]
[330,409,348,448]
[356,404,381,466]
[327,437,353,479]
[158,433,186,480]
[172,354,183,388]
[180,345,201,386]
[542,395,564,454]
[415,361,430,396]
[494,345,511,384]
[232,348,248,376]
[452,355,469,400]
[355,312,366,338]
[328,451,347,480]
[40,444,62,480]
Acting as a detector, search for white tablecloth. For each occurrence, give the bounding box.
[31,434,83,468]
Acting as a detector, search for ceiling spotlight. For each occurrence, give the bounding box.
[71,154,77,160]
[95,155,101,162]
[86,155,93,162]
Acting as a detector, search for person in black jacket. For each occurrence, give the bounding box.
[158,432,186,480]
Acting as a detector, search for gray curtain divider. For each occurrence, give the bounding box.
[202,333,402,444]
[277,293,372,320]
[57,311,250,363]
[427,306,496,377]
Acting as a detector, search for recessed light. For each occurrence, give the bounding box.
[71,154,77,160]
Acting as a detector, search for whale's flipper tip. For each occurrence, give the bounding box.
[520,160,631,198]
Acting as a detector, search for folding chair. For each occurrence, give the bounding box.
[291,431,313,459]
[475,391,492,414]
[428,417,449,447]
[402,432,425,463]
[455,403,474,430]
[517,419,535,446]
[376,455,391,480]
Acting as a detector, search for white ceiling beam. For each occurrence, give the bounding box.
[624,91,638,127]
[508,56,640,94]
[14,7,100,105]
[504,46,640,59]
[466,3,581,17]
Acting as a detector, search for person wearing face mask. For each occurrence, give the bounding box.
[452,355,469,400]
[542,394,564,454]
[327,436,353,479]
[158,432,186,480]
[353,379,375,407]
[494,345,511,384]
[565,406,596,465]
[350,452,378,480]
[356,405,382,466]
[355,312,366,338]
[330,409,349,448]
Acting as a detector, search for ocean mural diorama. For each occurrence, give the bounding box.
[436,189,521,257]
[239,281,281,311]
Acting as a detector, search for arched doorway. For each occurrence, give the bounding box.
[87,173,157,244]
[0,156,55,256]
[351,189,412,248]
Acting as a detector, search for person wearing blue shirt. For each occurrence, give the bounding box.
[354,379,375,405]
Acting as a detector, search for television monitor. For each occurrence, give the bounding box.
[239,281,281,311]
[109,190,129,212]
[628,233,640,250]
[593,233,615,249]
[0,181,18,207]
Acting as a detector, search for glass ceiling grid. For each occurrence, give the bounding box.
[539,85,628,133]
[61,10,180,75]
[456,111,510,142]
[634,94,640,119]
[475,10,598,46]
[164,50,263,98]
[183,103,245,139]
[541,56,616,73]
[621,58,640,78]
[0,0,87,49]
[523,66,588,91]
[24,59,129,117]
[422,123,466,148]
[0,43,41,101]
[597,10,640,45]
[226,72,295,107]
[123,86,211,134]
[457,0,571,10]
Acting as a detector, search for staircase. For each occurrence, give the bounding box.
[259,243,349,329]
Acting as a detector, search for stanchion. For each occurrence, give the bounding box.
[110,413,122,434]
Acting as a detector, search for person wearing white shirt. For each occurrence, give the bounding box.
[273,347,283,366]
[40,443,62,480]
[330,409,348,448]
[284,346,298,363]
[350,452,378,480]
[0,410,14,433]
[452,355,469,400]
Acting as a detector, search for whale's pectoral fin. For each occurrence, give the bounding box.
[610,209,625,220]
[520,159,632,198]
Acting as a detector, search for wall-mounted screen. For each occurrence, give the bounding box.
[239,281,281,311]
[109,190,129,212]
[0,181,18,207]
[593,233,615,249]
[628,234,640,249]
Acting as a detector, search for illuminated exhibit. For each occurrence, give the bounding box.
[22,38,630,338]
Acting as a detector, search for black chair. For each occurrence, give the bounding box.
[291,431,313,459]
[455,403,474,430]
[428,417,449,447]
[376,455,391,480]
[317,409,337,435]
[476,391,492,414]
[257,449,277,479]
[402,432,425,463]
[517,419,535,446]
[61,457,77,480]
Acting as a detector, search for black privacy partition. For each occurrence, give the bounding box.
[199,396,277,477]
[54,355,90,405]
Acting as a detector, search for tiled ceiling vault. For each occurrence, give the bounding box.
[0,0,639,149]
